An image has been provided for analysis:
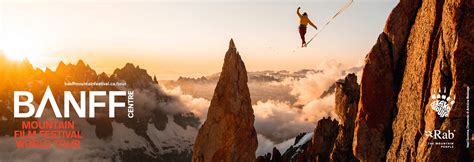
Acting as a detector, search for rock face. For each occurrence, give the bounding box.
[192,39,258,162]
[330,74,359,162]
[255,74,359,162]
[262,118,338,162]
[352,23,399,162]
[280,132,315,162]
[354,0,472,161]
[256,147,282,162]
[271,147,283,162]
[311,118,339,162]
[353,0,423,160]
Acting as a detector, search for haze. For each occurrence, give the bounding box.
[0,0,397,79]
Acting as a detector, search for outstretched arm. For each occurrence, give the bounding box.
[297,7,302,17]
[309,20,318,30]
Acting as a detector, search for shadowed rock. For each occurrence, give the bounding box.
[354,0,472,161]
[331,73,359,162]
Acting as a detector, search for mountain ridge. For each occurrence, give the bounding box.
[0,52,200,161]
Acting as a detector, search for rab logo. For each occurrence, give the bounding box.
[424,130,455,139]
[430,87,455,118]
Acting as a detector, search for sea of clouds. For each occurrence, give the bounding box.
[160,60,363,156]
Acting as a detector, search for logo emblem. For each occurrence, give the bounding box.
[424,130,433,138]
[424,130,455,139]
[430,87,455,118]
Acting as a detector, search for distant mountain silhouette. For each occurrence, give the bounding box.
[0,53,200,161]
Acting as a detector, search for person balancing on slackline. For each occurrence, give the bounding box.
[297,7,318,48]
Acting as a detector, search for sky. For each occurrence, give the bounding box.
[0,0,398,79]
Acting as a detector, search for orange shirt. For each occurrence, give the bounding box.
[299,15,311,26]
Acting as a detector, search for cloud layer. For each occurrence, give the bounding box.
[160,60,362,156]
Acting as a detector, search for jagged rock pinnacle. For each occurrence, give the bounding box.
[192,39,257,162]
[76,59,86,67]
[229,38,236,49]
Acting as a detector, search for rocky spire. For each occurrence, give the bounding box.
[229,38,236,49]
[192,39,258,162]
[330,73,359,161]
[312,118,339,162]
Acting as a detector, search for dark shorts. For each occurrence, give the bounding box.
[299,25,307,35]
[299,25,307,43]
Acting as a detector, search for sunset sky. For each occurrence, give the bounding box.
[0,0,397,79]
